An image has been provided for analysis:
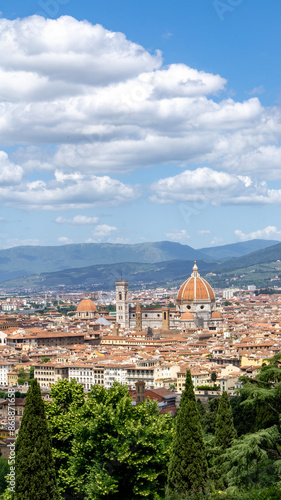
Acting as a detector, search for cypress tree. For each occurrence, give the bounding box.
[15,379,59,500]
[168,370,208,494]
[215,390,237,450]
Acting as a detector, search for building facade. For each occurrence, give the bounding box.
[115,262,223,331]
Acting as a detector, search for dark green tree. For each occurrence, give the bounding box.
[0,458,9,494]
[215,391,237,450]
[168,370,208,494]
[196,398,206,426]
[15,379,59,500]
[204,397,219,434]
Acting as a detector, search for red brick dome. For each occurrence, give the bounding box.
[177,262,215,303]
[76,298,97,313]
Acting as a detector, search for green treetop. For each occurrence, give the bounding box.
[215,391,237,450]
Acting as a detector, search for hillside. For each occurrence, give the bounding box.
[205,242,281,289]
[0,259,217,291]
[199,239,279,260]
[0,241,210,283]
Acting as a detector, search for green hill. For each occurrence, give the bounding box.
[0,241,210,283]
[199,239,279,260]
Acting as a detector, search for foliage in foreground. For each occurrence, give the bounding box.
[15,379,60,500]
[168,370,208,495]
[164,484,281,499]
[46,379,173,499]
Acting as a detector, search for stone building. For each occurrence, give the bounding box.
[116,262,223,331]
[75,298,99,320]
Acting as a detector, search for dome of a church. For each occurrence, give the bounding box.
[181,311,195,320]
[76,298,97,313]
[177,262,215,303]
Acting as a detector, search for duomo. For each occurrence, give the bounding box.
[115,262,223,331]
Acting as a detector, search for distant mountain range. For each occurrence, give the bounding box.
[0,238,281,291]
[199,239,279,260]
[0,239,278,284]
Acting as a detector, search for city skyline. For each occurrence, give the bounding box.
[0,1,281,249]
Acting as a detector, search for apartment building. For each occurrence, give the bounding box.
[34,363,68,389]
[68,364,104,390]
[0,362,15,386]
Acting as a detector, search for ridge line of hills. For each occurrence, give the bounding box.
[1,239,281,290]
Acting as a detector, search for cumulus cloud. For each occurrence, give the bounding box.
[150,167,281,206]
[0,172,139,210]
[0,15,280,210]
[56,215,99,225]
[235,226,281,241]
[87,224,117,243]
[0,152,23,185]
[165,229,190,242]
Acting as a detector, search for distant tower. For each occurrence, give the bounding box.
[135,300,142,332]
[115,279,129,328]
[135,381,145,404]
[162,306,170,330]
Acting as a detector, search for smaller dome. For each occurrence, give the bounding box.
[181,312,195,320]
[211,311,222,319]
[76,298,97,313]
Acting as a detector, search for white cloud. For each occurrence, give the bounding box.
[248,85,265,96]
[165,229,190,242]
[197,229,211,235]
[150,167,281,206]
[58,236,74,245]
[56,215,99,225]
[87,224,117,243]
[211,237,224,246]
[0,238,41,249]
[0,15,279,209]
[0,172,139,210]
[0,151,23,185]
[235,226,281,241]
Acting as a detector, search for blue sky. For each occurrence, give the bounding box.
[0,0,281,249]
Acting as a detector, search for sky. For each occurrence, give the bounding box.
[0,0,281,250]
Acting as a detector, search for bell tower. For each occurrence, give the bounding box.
[115,279,129,328]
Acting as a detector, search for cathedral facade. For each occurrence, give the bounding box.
[115,262,223,331]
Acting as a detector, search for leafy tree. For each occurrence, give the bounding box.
[238,353,281,431]
[211,372,217,383]
[168,370,208,495]
[46,380,172,499]
[15,379,59,499]
[215,391,237,450]
[222,425,281,491]
[44,378,85,496]
[40,357,50,363]
[29,366,34,380]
